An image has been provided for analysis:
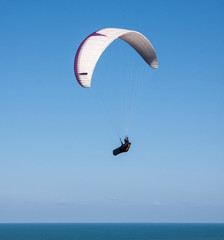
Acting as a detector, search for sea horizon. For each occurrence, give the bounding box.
[1,222,224,240]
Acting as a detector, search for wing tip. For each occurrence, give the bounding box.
[150,60,158,69]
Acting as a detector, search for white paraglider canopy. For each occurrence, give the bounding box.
[74,28,158,88]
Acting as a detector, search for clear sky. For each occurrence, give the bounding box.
[0,0,224,223]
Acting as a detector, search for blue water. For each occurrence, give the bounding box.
[0,223,224,240]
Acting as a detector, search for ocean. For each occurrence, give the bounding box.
[0,223,224,240]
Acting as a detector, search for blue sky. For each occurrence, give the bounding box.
[0,0,224,223]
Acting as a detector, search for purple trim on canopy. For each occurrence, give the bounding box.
[74,31,107,87]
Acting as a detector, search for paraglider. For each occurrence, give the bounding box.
[113,137,131,156]
[74,28,158,155]
[74,28,158,88]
